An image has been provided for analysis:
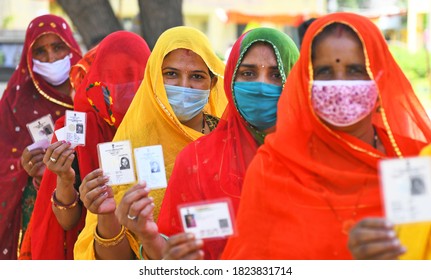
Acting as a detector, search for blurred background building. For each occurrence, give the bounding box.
[0,0,430,110]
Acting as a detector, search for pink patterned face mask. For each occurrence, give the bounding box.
[311,80,378,127]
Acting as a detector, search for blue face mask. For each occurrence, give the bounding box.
[165,84,210,122]
[233,81,282,131]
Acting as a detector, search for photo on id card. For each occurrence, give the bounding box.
[65,110,86,146]
[97,140,135,186]
[26,114,54,150]
[379,156,431,224]
[178,198,235,240]
[134,145,167,189]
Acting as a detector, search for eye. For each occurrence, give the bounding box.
[271,71,282,79]
[347,65,366,74]
[32,47,46,57]
[191,74,205,79]
[54,43,67,52]
[240,70,255,77]
[314,66,331,76]
[163,71,177,77]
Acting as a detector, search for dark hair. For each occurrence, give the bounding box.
[311,23,361,61]
[297,18,316,47]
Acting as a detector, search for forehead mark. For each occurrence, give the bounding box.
[336,58,340,63]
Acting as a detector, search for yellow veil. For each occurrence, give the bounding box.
[74,26,227,259]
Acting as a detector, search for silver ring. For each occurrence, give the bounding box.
[127,214,137,220]
[50,157,57,163]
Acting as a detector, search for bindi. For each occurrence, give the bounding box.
[335,58,340,63]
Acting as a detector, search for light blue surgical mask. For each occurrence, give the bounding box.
[165,84,210,122]
[233,81,282,131]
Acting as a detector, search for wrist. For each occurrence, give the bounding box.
[51,188,79,210]
[57,175,75,187]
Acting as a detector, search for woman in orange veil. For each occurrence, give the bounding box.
[222,12,431,260]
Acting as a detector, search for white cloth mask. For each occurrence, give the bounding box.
[32,55,71,86]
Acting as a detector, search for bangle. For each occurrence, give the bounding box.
[94,225,127,247]
[51,188,79,210]
[32,177,41,191]
[139,244,146,260]
[138,234,169,260]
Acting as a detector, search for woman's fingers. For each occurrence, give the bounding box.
[163,233,204,260]
[348,218,405,259]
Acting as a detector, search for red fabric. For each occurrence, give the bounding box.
[157,28,298,259]
[222,12,431,260]
[0,14,82,260]
[28,31,150,259]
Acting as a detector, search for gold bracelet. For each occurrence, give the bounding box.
[51,188,80,210]
[94,225,127,247]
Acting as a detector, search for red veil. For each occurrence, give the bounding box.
[157,28,299,259]
[222,13,431,260]
[26,31,150,259]
[0,14,82,260]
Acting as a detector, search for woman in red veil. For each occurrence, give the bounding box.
[0,14,82,259]
[20,31,150,259]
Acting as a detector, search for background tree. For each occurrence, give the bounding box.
[56,0,183,50]
[56,0,122,49]
[137,0,183,49]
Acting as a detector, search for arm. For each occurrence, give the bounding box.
[115,182,166,259]
[44,141,82,230]
[79,168,134,259]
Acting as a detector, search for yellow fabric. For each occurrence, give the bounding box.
[395,145,431,259]
[397,223,431,260]
[419,144,431,157]
[74,26,227,260]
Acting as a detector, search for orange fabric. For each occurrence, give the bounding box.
[222,12,431,260]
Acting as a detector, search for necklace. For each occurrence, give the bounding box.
[321,185,365,235]
[373,127,378,149]
[201,113,206,134]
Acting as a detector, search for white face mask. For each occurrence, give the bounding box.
[32,55,71,86]
[165,84,210,122]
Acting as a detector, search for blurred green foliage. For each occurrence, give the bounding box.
[389,44,431,109]
[390,44,430,80]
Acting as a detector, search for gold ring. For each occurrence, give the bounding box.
[50,157,57,163]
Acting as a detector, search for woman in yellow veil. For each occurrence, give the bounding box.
[74,26,227,259]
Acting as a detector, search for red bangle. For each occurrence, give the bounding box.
[51,188,80,210]
[32,177,41,191]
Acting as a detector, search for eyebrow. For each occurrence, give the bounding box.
[346,63,366,68]
[162,67,209,75]
[33,41,66,51]
[239,64,279,70]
